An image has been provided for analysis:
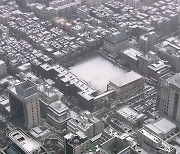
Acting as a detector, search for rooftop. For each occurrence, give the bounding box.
[117,106,144,122]
[145,118,176,135]
[122,48,142,60]
[139,128,175,153]
[8,80,38,98]
[49,101,69,114]
[101,137,130,154]
[105,31,128,44]
[109,71,143,88]
[167,73,180,89]
[6,129,47,154]
[64,132,88,147]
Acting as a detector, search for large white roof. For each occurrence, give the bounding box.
[109,71,142,87]
[145,118,176,135]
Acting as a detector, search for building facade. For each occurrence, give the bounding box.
[158,73,180,123]
[64,132,90,154]
[138,128,176,154]
[8,80,41,129]
[108,71,144,100]
[103,30,129,53]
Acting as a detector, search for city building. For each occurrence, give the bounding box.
[131,143,148,154]
[67,111,104,138]
[99,134,131,154]
[139,31,159,53]
[1,128,48,154]
[147,60,172,81]
[120,48,142,68]
[138,128,176,154]
[49,0,82,17]
[86,0,110,7]
[8,80,41,129]
[154,37,180,72]
[39,86,64,118]
[103,30,129,53]
[0,60,7,78]
[143,0,154,6]
[29,126,52,140]
[158,73,180,123]
[30,3,57,21]
[64,132,90,154]
[47,101,71,128]
[108,71,144,100]
[144,118,179,141]
[126,0,140,8]
[116,106,145,129]
[138,51,158,74]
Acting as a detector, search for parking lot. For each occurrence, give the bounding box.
[107,116,137,138]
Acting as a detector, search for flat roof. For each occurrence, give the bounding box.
[167,73,180,89]
[49,101,69,114]
[145,118,176,135]
[122,48,142,61]
[117,106,144,122]
[109,71,142,87]
[7,129,43,153]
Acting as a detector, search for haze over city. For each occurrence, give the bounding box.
[0,0,180,154]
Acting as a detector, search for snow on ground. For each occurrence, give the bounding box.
[69,55,127,93]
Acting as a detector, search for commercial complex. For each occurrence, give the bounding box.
[144,118,179,141]
[108,71,144,99]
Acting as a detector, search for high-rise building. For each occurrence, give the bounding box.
[0,128,48,154]
[158,73,180,123]
[8,80,41,129]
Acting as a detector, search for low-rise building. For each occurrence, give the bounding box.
[120,48,142,68]
[154,37,180,72]
[144,118,179,142]
[103,30,129,53]
[138,128,176,154]
[147,60,172,81]
[67,111,104,138]
[99,135,131,154]
[47,101,71,128]
[116,106,145,128]
[64,132,90,154]
[138,51,158,74]
[1,128,48,154]
[108,71,144,100]
[139,31,159,53]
